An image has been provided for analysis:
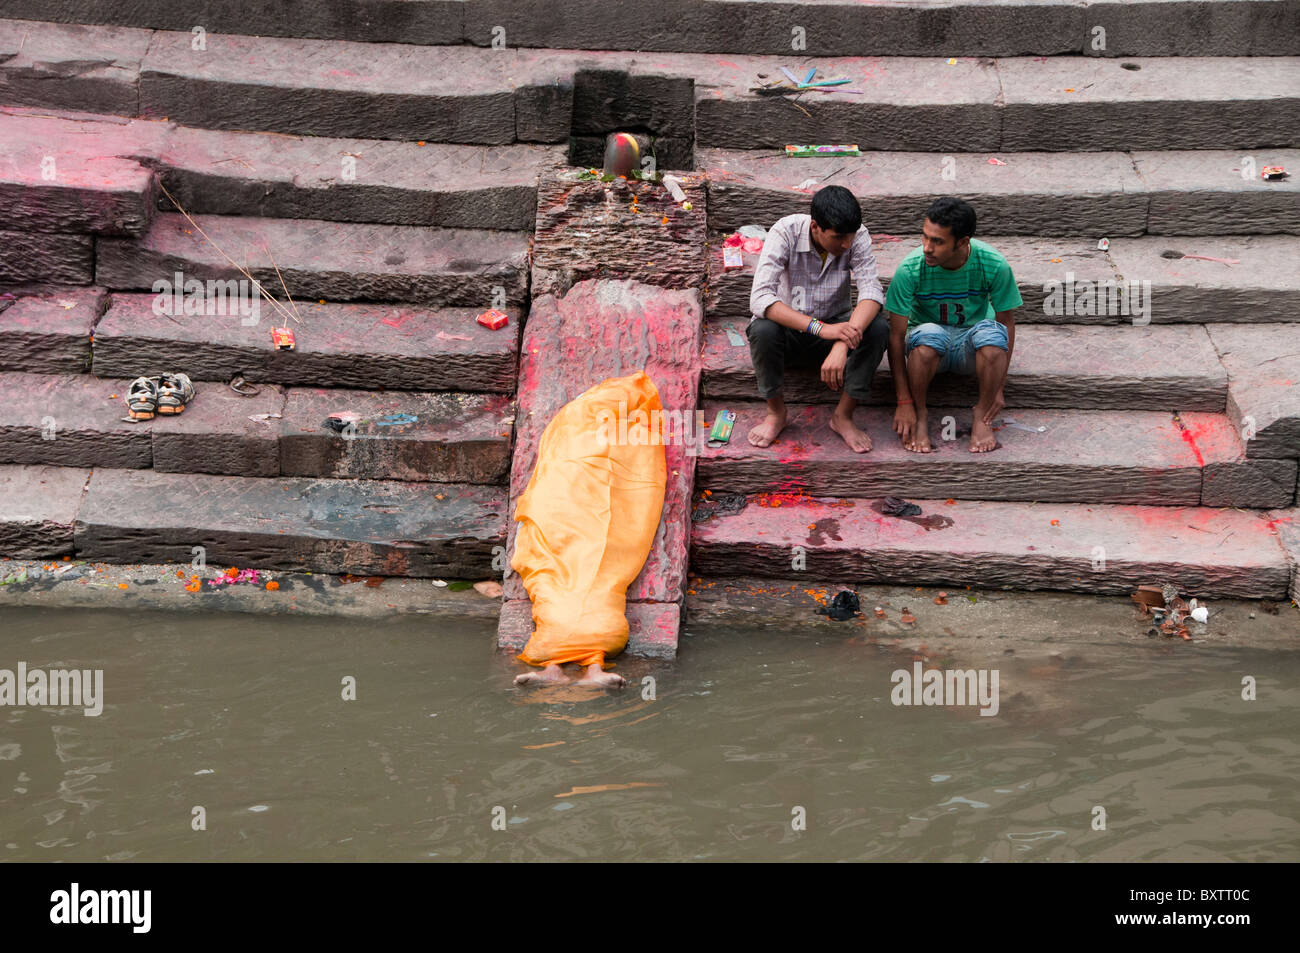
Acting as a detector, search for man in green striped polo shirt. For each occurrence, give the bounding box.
[885,197,1022,453]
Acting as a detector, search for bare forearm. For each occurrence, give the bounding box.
[763,300,815,332]
[847,298,881,333]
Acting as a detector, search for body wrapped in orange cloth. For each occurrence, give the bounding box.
[512,371,667,670]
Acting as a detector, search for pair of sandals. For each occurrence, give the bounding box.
[127,373,195,420]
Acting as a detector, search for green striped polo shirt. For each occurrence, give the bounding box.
[884,238,1023,329]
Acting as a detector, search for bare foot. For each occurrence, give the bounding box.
[748,407,787,447]
[904,413,933,453]
[829,413,872,453]
[515,663,570,687]
[970,415,998,453]
[576,664,626,690]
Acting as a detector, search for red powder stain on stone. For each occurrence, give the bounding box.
[1266,516,1294,531]
[716,59,742,69]
[1178,427,1205,467]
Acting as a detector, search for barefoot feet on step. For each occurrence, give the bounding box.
[829,412,872,453]
[903,412,932,453]
[748,406,788,447]
[970,414,999,453]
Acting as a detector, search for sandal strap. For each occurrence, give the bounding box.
[229,375,261,396]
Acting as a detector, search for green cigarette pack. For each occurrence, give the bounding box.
[708,409,737,445]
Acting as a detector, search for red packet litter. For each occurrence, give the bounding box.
[476,309,509,330]
[271,327,295,350]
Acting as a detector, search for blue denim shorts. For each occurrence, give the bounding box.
[905,319,1009,375]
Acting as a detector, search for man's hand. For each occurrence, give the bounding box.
[820,322,862,348]
[982,388,1006,424]
[821,343,848,390]
[894,403,916,442]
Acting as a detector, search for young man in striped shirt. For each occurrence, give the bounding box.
[746,186,890,452]
[886,197,1022,454]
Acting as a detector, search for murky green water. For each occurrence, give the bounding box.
[1,606,1297,861]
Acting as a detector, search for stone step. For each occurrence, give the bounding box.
[90,292,521,392]
[0,19,574,144]
[695,56,1300,153]
[0,230,93,285]
[0,371,153,470]
[0,18,149,117]
[137,29,577,144]
[0,109,157,237]
[0,371,514,482]
[5,19,1298,152]
[278,388,514,484]
[94,212,531,307]
[5,1,1296,57]
[1210,324,1300,460]
[702,148,1300,237]
[694,402,1297,508]
[0,286,105,374]
[1272,509,1300,602]
[0,464,88,558]
[702,321,1229,411]
[0,106,562,231]
[689,494,1292,599]
[72,468,505,577]
[705,233,1300,323]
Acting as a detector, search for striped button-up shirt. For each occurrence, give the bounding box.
[748,213,886,325]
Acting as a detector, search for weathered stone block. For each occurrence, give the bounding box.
[0,286,103,374]
[279,388,513,483]
[691,495,1291,599]
[0,372,151,469]
[75,469,506,577]
[95,213,531,307]
[92,293,522,391]
[0,463,88,558]
[151,384,286,478]
[696,403,1235,505]
[0,229,93,285]
[1209,325,1300,459]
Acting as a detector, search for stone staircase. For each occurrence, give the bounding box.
[1,2,1299,650]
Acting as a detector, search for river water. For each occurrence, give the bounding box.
[1,606,1297,862]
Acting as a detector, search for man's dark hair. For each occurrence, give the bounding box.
[810,185,862,235]
[924,197,977,241]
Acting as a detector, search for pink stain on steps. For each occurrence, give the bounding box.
[1178,427,1206,467]
[1180,426,1206,465]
